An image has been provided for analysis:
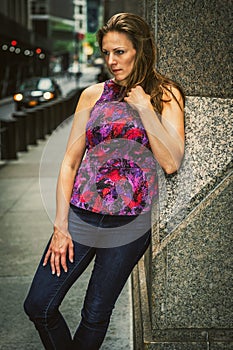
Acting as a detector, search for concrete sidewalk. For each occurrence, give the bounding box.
[0,90,133,349]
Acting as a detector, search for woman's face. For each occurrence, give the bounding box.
[102,31,136,84]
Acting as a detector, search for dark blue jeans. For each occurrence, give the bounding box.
[24,208,151,350]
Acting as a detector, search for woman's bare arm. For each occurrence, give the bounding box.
[124,85,185,174]
[43,83,104,276]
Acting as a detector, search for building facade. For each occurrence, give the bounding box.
[30,0,75,73]
[0,0,42,98]
[0,0,79,98]
[0,0,51,98]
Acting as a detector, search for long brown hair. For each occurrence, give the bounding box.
[97,13,185,114]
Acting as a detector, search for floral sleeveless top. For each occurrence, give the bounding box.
[70,80,158,215]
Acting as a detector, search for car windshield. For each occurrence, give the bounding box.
[38,78,53,90]
[20,78,53,90]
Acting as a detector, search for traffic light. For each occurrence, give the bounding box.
[11,40,17,46]
[75,32,85,41]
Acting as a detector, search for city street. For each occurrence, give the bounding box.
[0,63,101,121]
[0,66,133,349]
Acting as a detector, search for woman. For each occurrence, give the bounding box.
[24,13,185,350]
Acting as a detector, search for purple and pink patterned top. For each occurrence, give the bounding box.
[70,79,158,215]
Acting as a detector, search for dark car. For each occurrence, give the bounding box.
[13,77,62,111]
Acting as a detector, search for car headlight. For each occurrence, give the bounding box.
[14,93,23,102]
[43,92,54,100]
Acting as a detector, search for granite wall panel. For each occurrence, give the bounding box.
[157,96,232,239]
[154,0,232,97]
[132,1,232,349]
[145,343,208,350]
[149,173,233,347]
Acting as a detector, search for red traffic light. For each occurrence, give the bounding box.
[75,33,85,41]
[11,40,17,46]
[36,48,42,54]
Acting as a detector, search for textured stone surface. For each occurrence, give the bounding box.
[144,343,207,350]
[158,96,232,238]
[151,174,232,333]
[210,343,233,350]
[134,176,233,349]
[151,329,208,342]
[209,329,233,342]
[155,0,232,97]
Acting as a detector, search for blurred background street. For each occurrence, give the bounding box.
[0,63,100,121]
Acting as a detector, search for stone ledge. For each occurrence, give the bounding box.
[144,342,233,350]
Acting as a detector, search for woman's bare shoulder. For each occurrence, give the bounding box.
[79,82,105,108]
[161,85,184,107]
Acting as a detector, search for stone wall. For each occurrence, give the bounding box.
[150,173,232,349]
[132,1,232,346]
[157,96,232,238]
[132,97,232,349]
[133,170,232,349]
[145,0,232,98]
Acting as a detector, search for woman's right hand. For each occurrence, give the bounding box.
[43,227,74,277]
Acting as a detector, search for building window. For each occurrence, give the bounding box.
[79,5,83,14]
[39,6,46,14]
[31,1,36,14]
[31,0,48,15]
